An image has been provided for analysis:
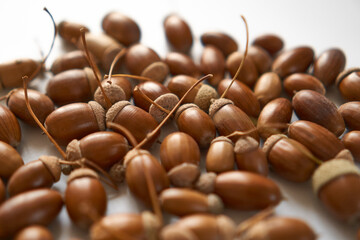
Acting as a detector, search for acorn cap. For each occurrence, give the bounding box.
[160,225,197,240]
[149,93,179,123]
[167,163,200,188]
[195,172,217,194]
[334,149,354,162]
[109,162,126,184]
[234,136,259,154]
[67,168,99,184]
[141,61,169,83]
[124,149,150,166]
[84,67,98,94]
[211,136,233,146]
[39,155,61,182]
[88,101,106,131]
[216,215,236,240]
[208,194,224,214]
[106,100,131,122]
[66,139,82,161]
[209,98,234,117]
[336,67,360,86]
[262,134,288,157]
[141,211,161,240]
[194,84,219,112]
[94,83,126,109]
[175,103,198,121]
[312,159,360,195]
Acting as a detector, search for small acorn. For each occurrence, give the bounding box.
[58,20,89,45]
[336,68,360,101]
[0,178,5,204]
[226,51,258,87]
[338,101,360,131]
[312,159,360,222]
[50,50,89,75]
[252,33,284,56]
[14,225,54,240]
[165,52,200,77]
[206,136,235,173]
[200,32,238,57]
[164,14,193,53]
[0,105,21,147]
[283,73,326,97]
[200,45,226,86]
[342,131,360,162]
[0,141,24,180]
[247,45,272,74]
[253,72,282,108]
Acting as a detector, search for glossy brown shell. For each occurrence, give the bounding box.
[50,50,89,75]
[342,131,360,162]
[133,81,170,111]
[0,141,23,179]
[338,71,360,101]
[284,73,326,97]
[226,51,258,87]
[164,14,193,53]
[200,45,225,86]
[125,44,161,75]
[338,101,360,130]
[252,34,284,56]
[167,75,200,103]
[201,32,238,57]
[0,105,21,147]
[165,52,200,77]
[58,21,89,45]
[14,225,54,240]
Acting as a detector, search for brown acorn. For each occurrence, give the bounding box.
[102,11,141,46]
[14,225,54,240]
[58,21,89,45]
[133,81,171,111]
[206,136,235,173]
[0,178,5,204]
[252,34,284,56]
[0,105,21,147]
[201,32,238,57]
[283,73,326,97]
[336,68,360,101]
[338,101,360,130]
[247,45,272,74]
[253,72,282,107]
[342,131,360,162]
[50,50,89,75]
[165,52,200,77]
[164,14,193,53]
[226,51,258,87]
[0,141,23,180]
[200,45,226,86]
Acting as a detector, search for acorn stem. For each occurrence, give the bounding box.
[236,207,274,237]
[133,86,171,114]
[107,48,127,83]
[221,15,249,99]
[106,122,138,147]
[23,76,67,160]
[107,74,153,82]
[135,74,213,150]
[80,28,112,109]
[0,88,18,101]
[283,138,323,165]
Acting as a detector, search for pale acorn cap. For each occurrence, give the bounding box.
[141,61,169,83]
[175,103,199,121]
[312,159,360,195]
[262,134,288,157]
[124,149,150,166]
[106,100,131,122]
[168,163,200,188]
[208,194,224,214]
[335,67,360,86]
[149,93,179,123]
[211,136,233,146]
[160,225,198,240]
[88,101,106,131]
[141,211,162,240]
[66,139,82,161]
[195,172,217,194]
[234,136,259,154]
[208,98,234,118]
[67,168,99,184]
[109,161,126,184]
[39,155,61,182]
[194,84,219,112]
[94,83,126,109]
[216,215,236,240]
[84,67,98,94]
[334,149,354,162]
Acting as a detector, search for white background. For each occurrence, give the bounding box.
[0,0,359,239]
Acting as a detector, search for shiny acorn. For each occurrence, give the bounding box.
[342,131,360,162]
[226,51,258,87]
[336,68,360,101]
[164,14,193,53]
[247,45,272,74]
[283,73,326,97]
[338,101,360,130]
[58,20,89,45]
[165,52,200,77]
[201,32,238,57]
[0,178,5,204]
[200,45,226,86]
[253,72,282,107]
[0,104,21,147]
[206,136,235,173]
[14,225,54,240]
[0,141,23,180]
[252,33,284,56]
[50,50,89,75]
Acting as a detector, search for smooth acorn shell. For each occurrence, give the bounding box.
[165,52,200,77]
[7,160,56,196]
[126,151,169,206]
[252,34,284,56]
[50,50,89,75]
[167,75,201,103]
[14,225,53,240]
[214,171,282,210]
[242,216,316,240]
[313,48,346,87]
[254,72,282,107]
[0,105,21,147]
[46,69,95,106]
[200,45,225,86]
[45,102,104,146]
[0,58,40,89]
[292,90,345,136]
[338,71,360,101]
[247,45,272,74]
[288,120,344,161]
[7,88,54,126]
[66,177,107,229]
[318,173,360,221]
[76,131,129,169]
[267,138,317,182]
[0,178,5,204]
[201,32,238,57]
[206,137,234,173]
[164,14,193,53]
[257,98,293,140]
[226,51,258,87]
[218,78,260,118]
[272,46,314,78]
[342,131,360,162]
[58,21,89,45]
[338,101,360,130]
[0,141,23,179]
[103,76,132,100]
[0,189,63,238]
[102,12,141,46]
[125,43,161,75]
[160,132,200,171]
[176,105,216,148]
[284,73,326,97]
[133,81,170,111]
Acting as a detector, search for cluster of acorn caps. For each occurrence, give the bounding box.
[0,9,359,240]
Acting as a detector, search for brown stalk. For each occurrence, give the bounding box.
[133,86,171,114]
[107,48,127,83]
[236,207,274,237]
[107,74,154,82]
[106,122,138,147]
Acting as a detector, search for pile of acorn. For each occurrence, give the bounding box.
[0,8,359,240]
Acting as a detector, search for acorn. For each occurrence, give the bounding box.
[206,136,235,173]
[336,68,360,101]
[247,45,272,74]
[342,131,360,162]
[163,14,193,53]
[58,20,89,45]
[226,51,258,87]
[283,73,326,97]
[50,50,89,75]
[0,141,23,180]
[338,101,360,131]
[252,33,284,56]
[165,52,200,77]
[200,32,238,57]
[200,45,226,86]
[14,225,54,240]
[0,105,21,147]
[253,72,282,108]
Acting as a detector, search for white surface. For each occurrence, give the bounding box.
[0,0,359,239]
